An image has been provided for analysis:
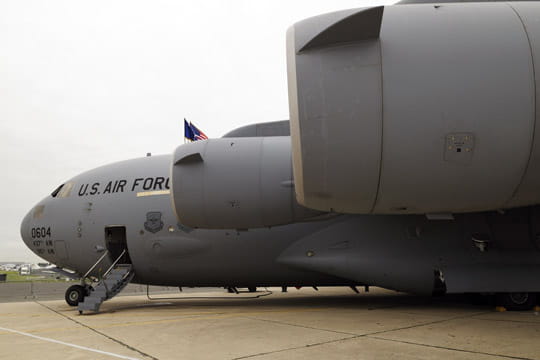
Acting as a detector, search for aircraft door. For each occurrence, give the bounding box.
[105,226,131,264]
[54,240,68,261]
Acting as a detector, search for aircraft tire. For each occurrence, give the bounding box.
[496,292,537,311]
[65,285,86,306]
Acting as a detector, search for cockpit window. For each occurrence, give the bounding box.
[57,182,74,198]
[51,184,64,197]
[51,182,74,198]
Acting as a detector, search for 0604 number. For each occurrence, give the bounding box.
[31,227,51,238]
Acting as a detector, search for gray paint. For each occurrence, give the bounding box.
[171,137,319,229]
[297,6,383,52]
[377,3,534,213]
[505,2,540,207]
[288,20,383,213]
[287,3,539,214]
[19,149,540,294]
[19,155,352,287]
[222,120,290,138]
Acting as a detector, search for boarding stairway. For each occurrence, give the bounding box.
[78,250,134,314]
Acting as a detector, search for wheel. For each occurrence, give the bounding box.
[496,292,537,311]
[65,285,86,306]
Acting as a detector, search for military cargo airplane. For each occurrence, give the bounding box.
[20,0,540,313]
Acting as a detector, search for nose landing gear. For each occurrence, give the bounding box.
[65,284,90,306]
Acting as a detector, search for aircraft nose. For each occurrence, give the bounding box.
[20,207,33,249]
[20,203,46,251]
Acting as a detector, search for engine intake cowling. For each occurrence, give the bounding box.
[287,3,540,214]
[171,137,320,229]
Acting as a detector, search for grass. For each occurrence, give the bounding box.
[0,270,75,283]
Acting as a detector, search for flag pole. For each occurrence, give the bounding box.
[184,118,187,144]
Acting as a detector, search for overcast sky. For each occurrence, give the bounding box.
[0,0,394,262]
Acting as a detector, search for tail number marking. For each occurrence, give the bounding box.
[31,227,51,239]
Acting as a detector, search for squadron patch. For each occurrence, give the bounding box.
[144,212,164,233]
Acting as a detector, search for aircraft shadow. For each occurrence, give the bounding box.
[97,292,495,315]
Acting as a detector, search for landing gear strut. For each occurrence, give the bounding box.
[65,284,89,306]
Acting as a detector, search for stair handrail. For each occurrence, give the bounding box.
[81,250,109,283]
[103,249,128,279]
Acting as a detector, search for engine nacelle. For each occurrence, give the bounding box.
[171,137,320,229]
[287,2,540,214]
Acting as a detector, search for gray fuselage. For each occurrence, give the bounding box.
[20,153,540,295]
[20,154,351,288]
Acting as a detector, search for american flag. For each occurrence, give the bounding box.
[184,119,208,141]
[191,122,208,141]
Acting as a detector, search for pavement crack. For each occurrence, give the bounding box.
[471,317,540,325]
[241,316,358,336]
[233,311,495,359]
[34,301,158,360]
[367,336,535,360]
[363,311,492,337]
[231,335,359,360]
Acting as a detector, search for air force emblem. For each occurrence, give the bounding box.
[144,211,164,233]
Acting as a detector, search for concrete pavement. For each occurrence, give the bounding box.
[1,287,539,360]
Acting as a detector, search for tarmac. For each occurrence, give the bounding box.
[1,286,540,360]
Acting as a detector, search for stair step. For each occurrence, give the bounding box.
[110,275,128,279]
[108,271,126,275]
[78,265,135,314]
[106,276,125,281]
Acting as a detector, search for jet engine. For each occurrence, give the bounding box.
[287,2,540,214]
[170,137,320,229]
